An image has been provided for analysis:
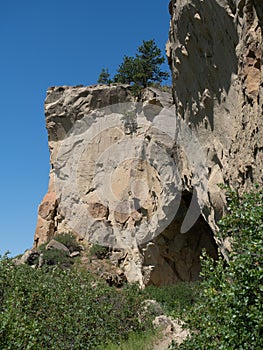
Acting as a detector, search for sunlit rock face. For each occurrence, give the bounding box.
[34,0,263,286]
[34,84,217,286]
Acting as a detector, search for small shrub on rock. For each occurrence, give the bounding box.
[41,248,72,268]
[54,232,82,253]
[89,243,110,259]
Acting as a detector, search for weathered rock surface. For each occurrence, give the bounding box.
[34,0,263,286]
[34,84,217,286]
[152,316,190,349]
[46,239,70,254]
[166,0,263,235]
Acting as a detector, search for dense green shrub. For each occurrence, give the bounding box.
[104,328,160,350]
[54,232,82,253]
[89,243,109,259]
[143,282,198,315]
[171,187,263,349]
[41,248,72,268]
[35,233,82,268]
[114,39,169,88]
[0,257,151,350]
[97,68,112,85]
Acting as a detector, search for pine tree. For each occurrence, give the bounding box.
[97,68,112,84]
[135,39,169,87]
[114,56,137,84]
[113,39,169,89]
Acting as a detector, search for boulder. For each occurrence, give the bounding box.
[152,316,190,348]
[16,249,39,266]
[46,239,70,254]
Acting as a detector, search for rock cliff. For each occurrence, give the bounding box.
[167,0,262,192]
[34,0,262,286]
[34,84,217,286]
[166,0,263,251]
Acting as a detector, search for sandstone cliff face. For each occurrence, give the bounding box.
[166,0,263,228]
[35,0,262,286]
[35,85,133,246]
[34,84,217,286]
[166,0,263,262]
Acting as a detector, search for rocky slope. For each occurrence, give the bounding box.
[34,0,262,286]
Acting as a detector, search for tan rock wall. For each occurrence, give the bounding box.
[167,0,263,229]
[34,0,262,286]
[34,84,218,286]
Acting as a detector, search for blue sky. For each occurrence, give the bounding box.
[0,0,171,257]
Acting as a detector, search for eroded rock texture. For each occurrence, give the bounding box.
[166,0,263,235]
[35,85,134,246]
[34,84,217,286]
[35,0,262,286]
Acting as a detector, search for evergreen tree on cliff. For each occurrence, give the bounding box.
[113,56,137,85]
[97,68,112,84]
[114,39,169,88]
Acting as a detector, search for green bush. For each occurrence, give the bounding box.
[41,248,72,268]
[172,187,263,349]
[54,232,82,253]
[89,243,109,259]
[114,39,169,88]
[97,67,112,85]
[98,39,170,97]
[143,282,198,315]
[104,328,160,350]
[35,233,82,268]
[0,257,151,350]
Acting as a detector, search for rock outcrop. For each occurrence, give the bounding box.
[34,0,263,286]
[166,0,263,217]
[166,0,263,256]
[34,84,217,286]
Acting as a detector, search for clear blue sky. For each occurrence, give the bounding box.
[0,0,171,257]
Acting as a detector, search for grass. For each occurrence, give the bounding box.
[102,329,160,350]
[142,282,199,315]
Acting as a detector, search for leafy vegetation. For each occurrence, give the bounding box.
[54,232,82,253]
[1,187,262,349]
[113,55,137,85]
[0,240,197,350]
[35,232,82,268]
[39,246,72,268]
[171,187,263,349]
[0,257,151,350]
[89,242,110,259]
[97,39,169,96]
[143,282,198,316]
[104,328,160,350]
